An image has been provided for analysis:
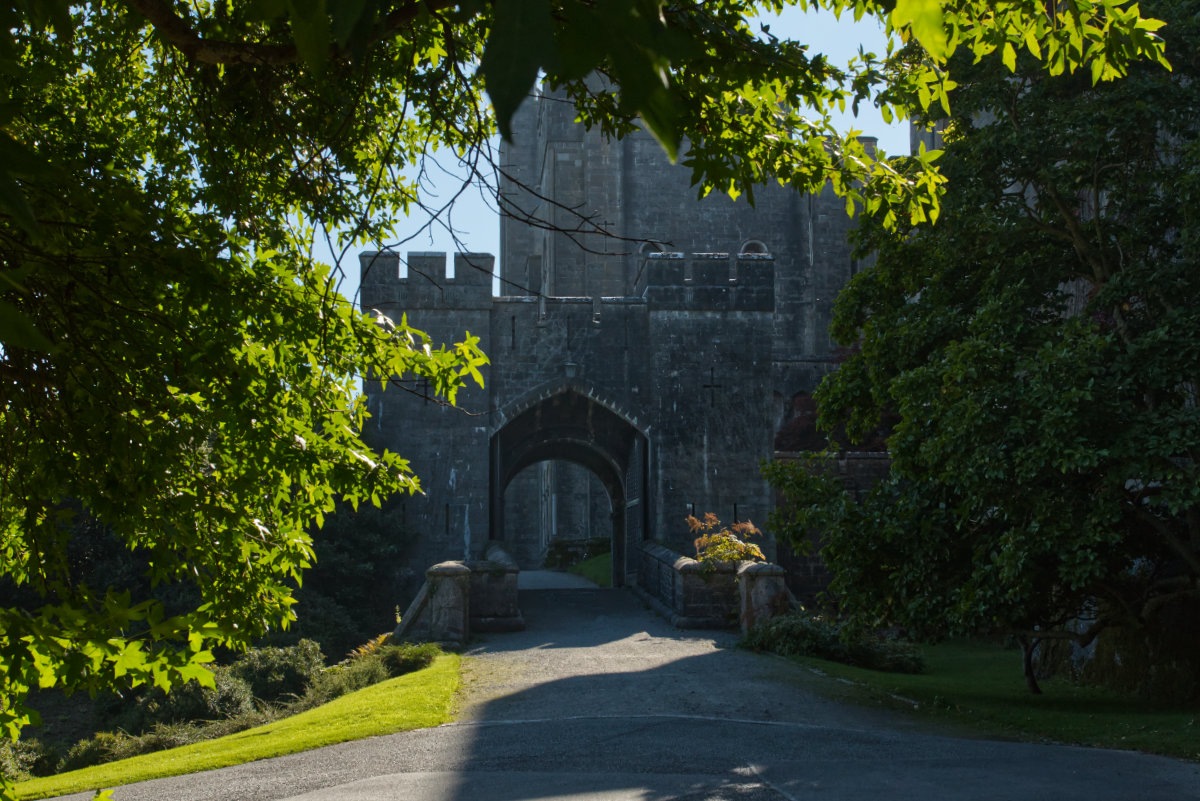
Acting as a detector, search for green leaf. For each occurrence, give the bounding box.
[329,0,370,46]
[481,0,555,140]
[247,0,288,19]
[1002,41,1017,73]
[638,85,682,163]
[0,172,37,235]
[286,0,331,72]
[892,0,948,60]
[0,301,54,352]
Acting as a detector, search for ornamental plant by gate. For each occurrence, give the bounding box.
[687,513,765,569]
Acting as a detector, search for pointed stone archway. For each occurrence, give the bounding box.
[490,384,649,587]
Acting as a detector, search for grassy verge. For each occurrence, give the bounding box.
[776,641,1200,761]
[567,552,612,587]
[17,653,460,800]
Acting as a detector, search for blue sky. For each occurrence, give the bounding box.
[330,6,905,300]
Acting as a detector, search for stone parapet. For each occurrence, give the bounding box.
[639,252,775,312]
[393,552,525,643]
[466,545,525,633]
[737,561,792,634]
[393,561,472,646]
[634,541,791,630]
[359,251,495,311]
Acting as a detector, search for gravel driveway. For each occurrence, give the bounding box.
[51,583,1200,801]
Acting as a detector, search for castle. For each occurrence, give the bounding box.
[359,87,871,586]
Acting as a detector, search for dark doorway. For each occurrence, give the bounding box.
[491,387,648,587]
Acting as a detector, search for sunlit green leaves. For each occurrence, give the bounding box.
[891,0,948,57]
[0,4,490,788]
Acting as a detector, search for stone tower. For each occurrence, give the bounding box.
[360,85,867,587]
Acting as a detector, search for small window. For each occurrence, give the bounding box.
[739,240,769,255]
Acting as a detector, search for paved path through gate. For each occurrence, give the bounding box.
[56,585,1200,801]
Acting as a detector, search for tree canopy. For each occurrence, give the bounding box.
[765,0,1199,693]
[0,0,1173,791]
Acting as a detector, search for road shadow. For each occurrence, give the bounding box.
[445,588,1200,801]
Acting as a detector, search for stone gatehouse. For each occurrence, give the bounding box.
[360,86,869,586]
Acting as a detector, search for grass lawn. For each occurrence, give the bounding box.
[16,653,461,800]
[567,552,612,587]
[779,641,1200,761]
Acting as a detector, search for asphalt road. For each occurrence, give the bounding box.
[53,583,1200,801]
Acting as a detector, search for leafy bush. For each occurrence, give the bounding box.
[97,667,254,735]
[688,513,764,567]
[742,611,925,674]
[58,731,139,773]
[50,640,442,776]
[59,709,282,773]
[377,643,441,677]
[59,724,208,772]
[298,641,442,711]
[281,500,416,659]
[228,639,325,702]
[303,659,389,709]
[0,738,56,781]
[266,588,366,663]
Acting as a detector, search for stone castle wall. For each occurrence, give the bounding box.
[362,86,868,590]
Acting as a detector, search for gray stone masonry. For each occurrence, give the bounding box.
[634,541,794,631]
[738,561,793,634]
[466,545,525,633]
[392,546,524,645]
[362,85,868,602]
[392,561,471,646]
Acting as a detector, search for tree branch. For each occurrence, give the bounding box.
[122,0,459,66]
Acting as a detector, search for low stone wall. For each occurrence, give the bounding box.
[466,545,526,632]
[737,561,792,634]
[393,545,525,645]
[393,561,472,646]
[634,542,793,631]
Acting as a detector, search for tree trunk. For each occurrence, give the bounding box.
[1019,635,1043,695]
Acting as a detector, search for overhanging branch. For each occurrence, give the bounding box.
[123,0,459,66]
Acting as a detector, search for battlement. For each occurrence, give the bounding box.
[638,252,775,312]
[360,251,495,312]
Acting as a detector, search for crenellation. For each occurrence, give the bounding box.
[359,250,400,286]
[687,252,732,286]
[367,85,863,596]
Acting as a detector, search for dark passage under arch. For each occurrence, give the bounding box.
[490,387,648,587]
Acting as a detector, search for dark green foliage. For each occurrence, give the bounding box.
[228,640,325,703]
[97,668,254,736]
[54,641,441,774]
[57,732,134,774]
[56,721,260,774]
[275,502,415,661]
[306,660,389,706]
[376,643,441,678]
[767,0,1200,697]
[0,739,56,782]
[742,612,925,674]
[300,642,442,710]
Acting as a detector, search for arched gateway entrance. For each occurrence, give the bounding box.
[490,386,649,587]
